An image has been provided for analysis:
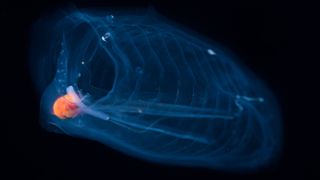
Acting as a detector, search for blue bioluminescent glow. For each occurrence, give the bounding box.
[29,8,282,171]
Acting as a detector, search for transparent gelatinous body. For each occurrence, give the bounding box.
[29,8,282,171]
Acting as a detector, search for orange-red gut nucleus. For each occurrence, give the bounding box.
[53,94,79,119]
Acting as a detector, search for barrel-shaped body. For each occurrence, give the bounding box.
[30,9,282,171]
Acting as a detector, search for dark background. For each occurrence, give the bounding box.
[4,0,318,179]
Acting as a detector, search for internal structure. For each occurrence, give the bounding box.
[29,8,282,171]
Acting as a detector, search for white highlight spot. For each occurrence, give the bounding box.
[106,15,114,23]
[137,108,143,113]
[81,61,85,65]
[207,49,216,55]
[101,32,111,41]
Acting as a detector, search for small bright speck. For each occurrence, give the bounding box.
[81,61,85,64]
[207,49,216,55]
[101,32,111,41]
[106,15,114,23]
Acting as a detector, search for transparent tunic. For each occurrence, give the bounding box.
[29,9,282,171]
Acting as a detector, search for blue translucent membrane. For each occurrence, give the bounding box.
[29,9,282,171]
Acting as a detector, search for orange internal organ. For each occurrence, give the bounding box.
[53,94,79,119]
